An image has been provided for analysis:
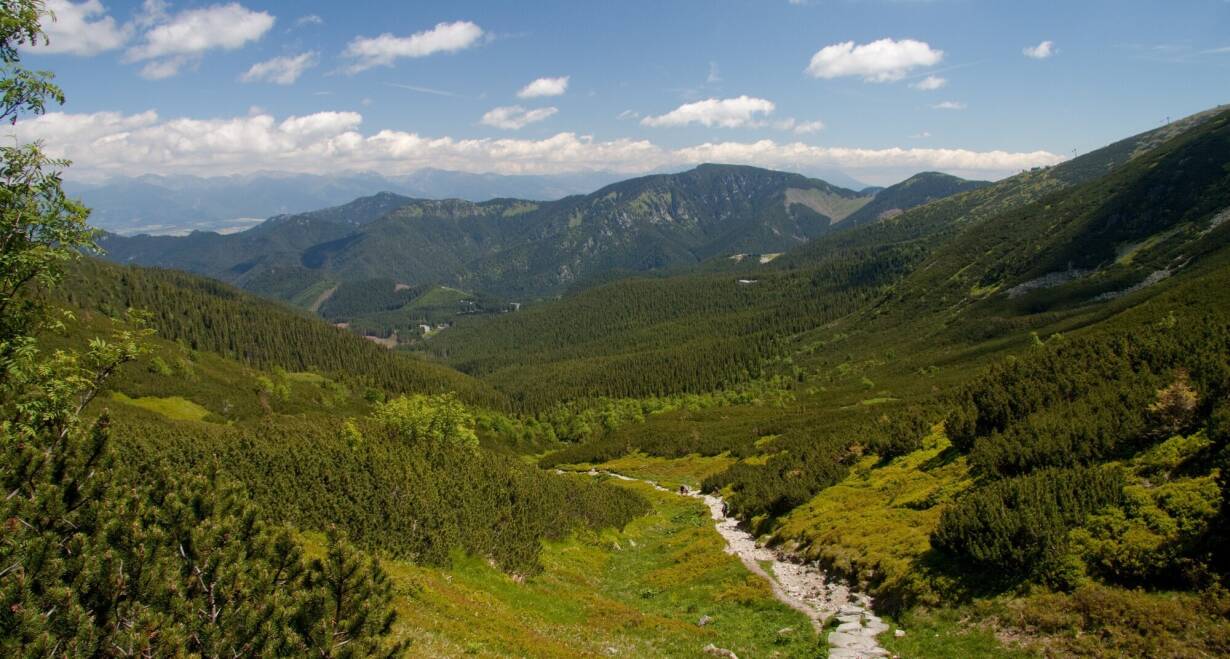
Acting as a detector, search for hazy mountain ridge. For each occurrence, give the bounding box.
[99,164,899,301]
[70,169,626,235]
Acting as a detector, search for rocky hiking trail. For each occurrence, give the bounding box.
[581,469,892,659]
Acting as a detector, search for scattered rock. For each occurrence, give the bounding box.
[698,614,713,627]
[894,629,906,637]
[775,626,794,637]
[703,644,739,659]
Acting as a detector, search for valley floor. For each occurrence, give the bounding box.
[349,477,825,657]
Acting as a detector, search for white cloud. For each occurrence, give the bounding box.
[125,2,275,78]
[806,38,943,82]
[517,76,569,98]
[480,105,559,130]
[27,0,130,55]
[294,14,323,28]
[642,96,776,128]
[139,56,190,79]
[241,51,318,85]
[1023,40,1056,59]
[135,0,168,29]
[707,62,722,84]
[279,111,363,136]
[342,21,483,74]
[617,109,640,120]
[911,131,931,139]
[931,101,966,110]
[14,109,1064,184]
[911,75,947,91]
[792,120,825,134]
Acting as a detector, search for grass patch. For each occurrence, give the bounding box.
[284,371,328,384]
[880,607,1037,658]
[381,479,822,657]
[111,392,212,422]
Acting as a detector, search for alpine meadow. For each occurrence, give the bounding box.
[5,0,1230,656]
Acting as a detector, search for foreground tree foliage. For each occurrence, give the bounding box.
[0,3,403,654]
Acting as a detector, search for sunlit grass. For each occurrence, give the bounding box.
[379,480,822,657]
[772,431,972,592]
[111,392,212,422]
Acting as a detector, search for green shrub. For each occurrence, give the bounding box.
[933,466,1125,578]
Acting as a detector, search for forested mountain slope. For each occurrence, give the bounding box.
[840,171,989,227]
[58,258,508,408]
[97,164,900,303]
[430,107,1230,407]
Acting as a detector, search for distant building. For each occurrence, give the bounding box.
[418,324,432,334]
[737,279,759,285]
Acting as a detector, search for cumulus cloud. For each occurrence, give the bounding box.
[125,2,275,78]
[931,101,966,110]
[13,109,1064,183]
[642,96,776,128]
[342,21,483,74]
[27,0,130,55]
[1023,40,1056,59]
[517,76,569,98]
[806,38,943,82]
[480,105,558,130]
[911,75,947,91]
[240,51,317,85]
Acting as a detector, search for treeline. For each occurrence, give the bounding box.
[58,258,506,408]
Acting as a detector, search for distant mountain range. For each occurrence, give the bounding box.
[67,169,631,235]
[98,164,970,304]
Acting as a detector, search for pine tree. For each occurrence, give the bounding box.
[0,3,405,654]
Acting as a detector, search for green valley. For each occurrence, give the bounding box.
[6,2,1230,656]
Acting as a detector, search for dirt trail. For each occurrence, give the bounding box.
[583,469,890,659]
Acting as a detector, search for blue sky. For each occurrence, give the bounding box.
[15,0,1230,184]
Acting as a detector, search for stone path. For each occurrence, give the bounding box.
[580,469,891,658]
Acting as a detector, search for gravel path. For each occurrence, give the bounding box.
[582,469,891,658]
